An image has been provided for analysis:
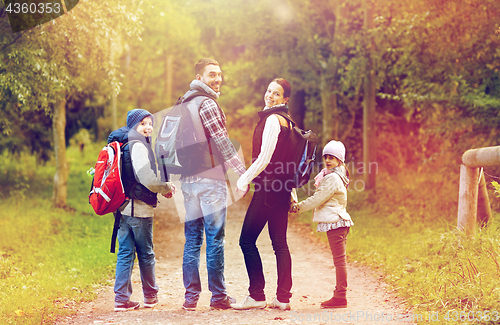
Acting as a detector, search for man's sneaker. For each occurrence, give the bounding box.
[268,297,291,310]
[114,300,140,312]
[182,300,197,311]
[230,296,266,310]
[210,296,236,309]
[144,296,159,308]
[320,297,347,309]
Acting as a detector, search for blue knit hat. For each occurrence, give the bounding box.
[126,109,154,129]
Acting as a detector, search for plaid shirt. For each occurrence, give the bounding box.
[181,97,246,183]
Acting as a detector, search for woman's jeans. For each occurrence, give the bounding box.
[114,215,158,303]
[181,179,228,304]
[327,226,350,298]
[239,188,292,303]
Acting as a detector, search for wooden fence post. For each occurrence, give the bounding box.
[457,145,499,235]
[477,172,492,227]
[457,165,479,235]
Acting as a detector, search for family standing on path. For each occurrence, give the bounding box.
[107,58,353,313]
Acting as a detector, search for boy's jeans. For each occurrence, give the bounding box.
[181,179,228,304]
[114,215,159,303]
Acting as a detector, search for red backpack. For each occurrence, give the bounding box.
[88,141,127,215]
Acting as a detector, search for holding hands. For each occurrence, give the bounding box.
[163,183,177,199]
[289,201,299,213]
[237,184,250,198]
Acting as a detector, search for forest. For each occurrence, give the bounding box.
[2,0,500,203]
[1,0,500,323]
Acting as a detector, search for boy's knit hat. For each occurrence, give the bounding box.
[323,140,345,163]
[126,109,154,129]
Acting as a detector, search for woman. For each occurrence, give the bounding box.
[231,78,294,310]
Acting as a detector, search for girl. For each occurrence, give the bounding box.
[290,140,353,309]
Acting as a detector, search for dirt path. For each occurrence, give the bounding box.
[57,194,413,325]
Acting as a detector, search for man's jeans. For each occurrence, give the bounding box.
[181,179,228,304]
[114,215,159,303]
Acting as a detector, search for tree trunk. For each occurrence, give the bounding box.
[288,89,306,129]
[52,97,69,208]
[363,0,376,190]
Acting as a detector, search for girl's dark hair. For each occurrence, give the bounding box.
[272,78,291,99]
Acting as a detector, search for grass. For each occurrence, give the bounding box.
[348,206,500,324]
[294,170,500,324]
[0,143,116,324]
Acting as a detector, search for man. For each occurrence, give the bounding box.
[180,58,247,310]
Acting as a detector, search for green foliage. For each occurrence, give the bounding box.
[0,96,53,162]
[117,0,202,115]
[0,144,115,324]
[3,0,499,172]
[0,150,53,200]
[493,181,500,198]
[374,0,500,168]
[0,0,143,148]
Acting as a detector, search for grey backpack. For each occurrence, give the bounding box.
[155,92,221,180]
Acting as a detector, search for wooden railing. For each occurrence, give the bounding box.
[457,146,499,234]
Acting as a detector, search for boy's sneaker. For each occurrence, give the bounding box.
[268,297,291,310]
[210,296,236,309]
[230,296,266,310]
[114,300,140,312]
[182,300,197,311]
[320,297,347,309]
[144,296,159,308]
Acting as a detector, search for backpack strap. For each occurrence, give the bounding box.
[275,114,291,129]
[181,91,218,105]
[181,91,222,122]
[120,140,141,218]
[273,111,295,129]
[111,210,121,253]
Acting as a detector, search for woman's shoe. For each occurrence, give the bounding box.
[320,297,347,309]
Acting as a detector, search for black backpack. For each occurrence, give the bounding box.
[275,112,319,188]
[155,92,221,181]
